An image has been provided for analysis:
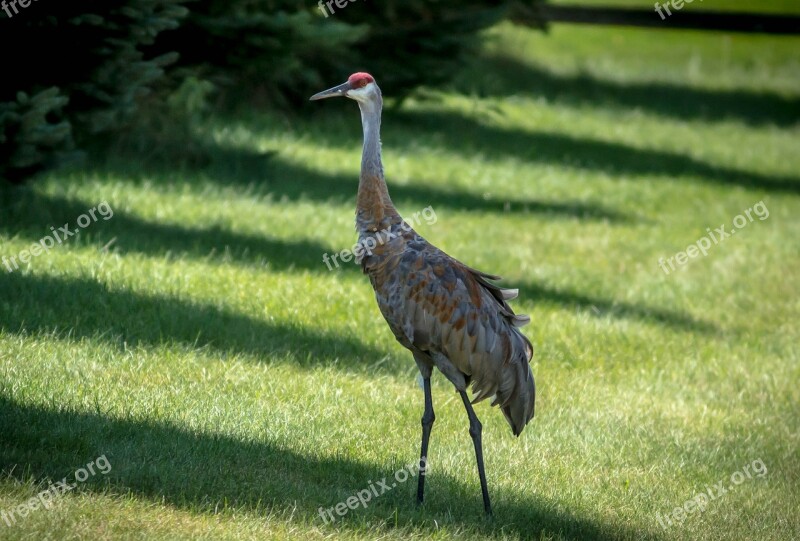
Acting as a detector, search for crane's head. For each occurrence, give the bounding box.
[309,72,381,108]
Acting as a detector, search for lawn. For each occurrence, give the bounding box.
[1,15,799,541]
[549,0,800,15]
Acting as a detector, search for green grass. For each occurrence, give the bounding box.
[1,18,799,541]
[549,0,800,15]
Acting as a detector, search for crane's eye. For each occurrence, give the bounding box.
[357,79,369,88]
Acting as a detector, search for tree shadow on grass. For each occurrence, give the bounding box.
[0,396,660,541]
[383,110,800,195]
[0,186,358,275]
[518,281,717,334]
[87,137,636,224]
[248,104,797,194]
[262,152,635,222]
[454,54,800,128]
[0,271,391,373]
[0,188,708,337]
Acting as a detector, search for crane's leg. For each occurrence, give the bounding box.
[416,376,435,505]
[459,390,492,516]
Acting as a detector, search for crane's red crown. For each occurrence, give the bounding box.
[348,72,375,88]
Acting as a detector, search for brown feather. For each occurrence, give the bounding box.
[362,221,536,436]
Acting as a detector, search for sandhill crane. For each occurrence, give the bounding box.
[310,73,535,515]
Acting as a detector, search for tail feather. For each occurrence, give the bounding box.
[471,330,536,436]
[501,358,535,436]
[489,332,536,436]
[459,263,536,435]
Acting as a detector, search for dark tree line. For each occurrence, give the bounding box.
[0,0,543,183]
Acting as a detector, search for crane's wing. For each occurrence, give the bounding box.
[366,230,535,435]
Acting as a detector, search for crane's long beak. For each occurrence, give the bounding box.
[309,81,351,101]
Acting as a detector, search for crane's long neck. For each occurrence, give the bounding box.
[356,98,398,233]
